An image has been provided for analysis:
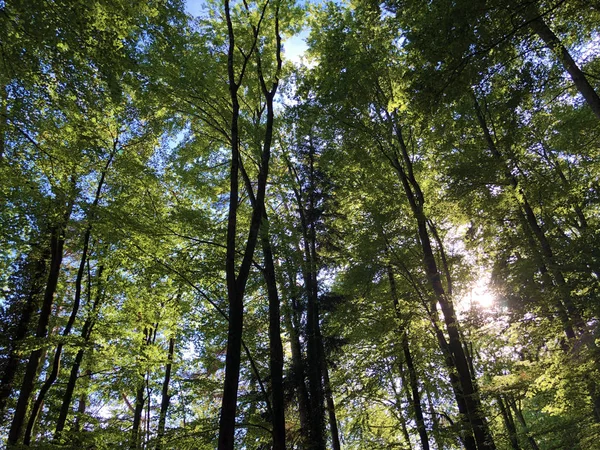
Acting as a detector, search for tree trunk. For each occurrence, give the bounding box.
[284,285,311,439]
[157,337,175,450]
[387,266,429,450]
[261,227,286,450]
[497,395,520,450]
[218,1,281,446]
[8,197,74,446]
[27,154,115,443]
[320,335,341,450]
[473,93,600,421]
[54,265,104,440]
[0,246,49,420]
[288,135,329,449]
[130,383,146,450]
[509,398,539,450]
[387,119,495,450]
[527,8,600,120]
[24,222,96,444]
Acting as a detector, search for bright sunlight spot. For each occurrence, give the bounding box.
[457,276,496,312]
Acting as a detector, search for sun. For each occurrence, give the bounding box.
[470,278,496,309]
[456,277,497,313]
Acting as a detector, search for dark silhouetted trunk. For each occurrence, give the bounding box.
[509,398,539,450]
[261,228,286,450]
[290,140,327,449]
[54,265,104,440]
[0,246,49,420]
[217,1,281,445]
[385,117,495,450]
[388,266,429,450]
[284,285,311,437]
[474,93,600,422]
[157,337,175,450]
[320,337,340,450]
[497,396,520,450]
[130,383,146,450]
[8,195,74,446]
[527,7,600,120]
[23,141,113,445]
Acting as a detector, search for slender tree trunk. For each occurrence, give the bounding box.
[388,266,429,450]
[284,286,311,438]
[426,388,445,450]
[25,144,114,444]
[497,395,520,450]
[320,336,341,450]
[386,119,495,450]
[24,227,93,444]
[8,197,74,446]
[0,247,49,420]
[527,8,600,120]
[508,399,539,450]
[130,383,146,450]
[0,80,6,160]
[289,137,328,449]
[74,389,86,432]
[27,155,114,443]
[218,1,280,446]
[54,265,104,439]
[473,93,600,421]
[157,337,175,450]
[261,227,286,450]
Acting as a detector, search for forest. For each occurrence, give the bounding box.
[1,0,600,448]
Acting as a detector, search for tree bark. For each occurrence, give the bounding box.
[384,115,495,450]
[387,266,429,450]
[218,1,281,446]
[261,225,286,450]
[0,246,49,420]
[283,284,312,439]
[508,398,539,450]
[157,337,175,450]
[130,383,146,450]
[54,265,104,440]
[497,395,520,450]
[473,93,600,421]
[8,196,74,446]
[320,333,341,450]
[527,8,600,120]
[290,142,327,449]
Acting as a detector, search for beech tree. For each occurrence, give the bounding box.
[1,0,600,448]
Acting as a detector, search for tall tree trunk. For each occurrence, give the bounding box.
[290,141,327,449]
[473,93,600,421]
[283,284,311,439]
[508,398,539,450]
[157,337,175,450]
[24,140,114,444]
[218,1,281,447]
[54,265,104,440]
[497,395,520,450]
[526,6,600,120]
[320,333,341,450]
[387,266,429,450]
[8,195,74,446]
[386,118,495,450]
[130,383,146,450]
[0,246,49,420]
[261,226,286,450]
[24,224,93,444]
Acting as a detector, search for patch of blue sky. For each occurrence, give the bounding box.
[184,0,310,66]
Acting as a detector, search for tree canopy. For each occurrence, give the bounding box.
[1,0,600,448]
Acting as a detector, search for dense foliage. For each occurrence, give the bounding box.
[1,0,600,448]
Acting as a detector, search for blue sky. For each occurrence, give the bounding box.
[184,0,309,65]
